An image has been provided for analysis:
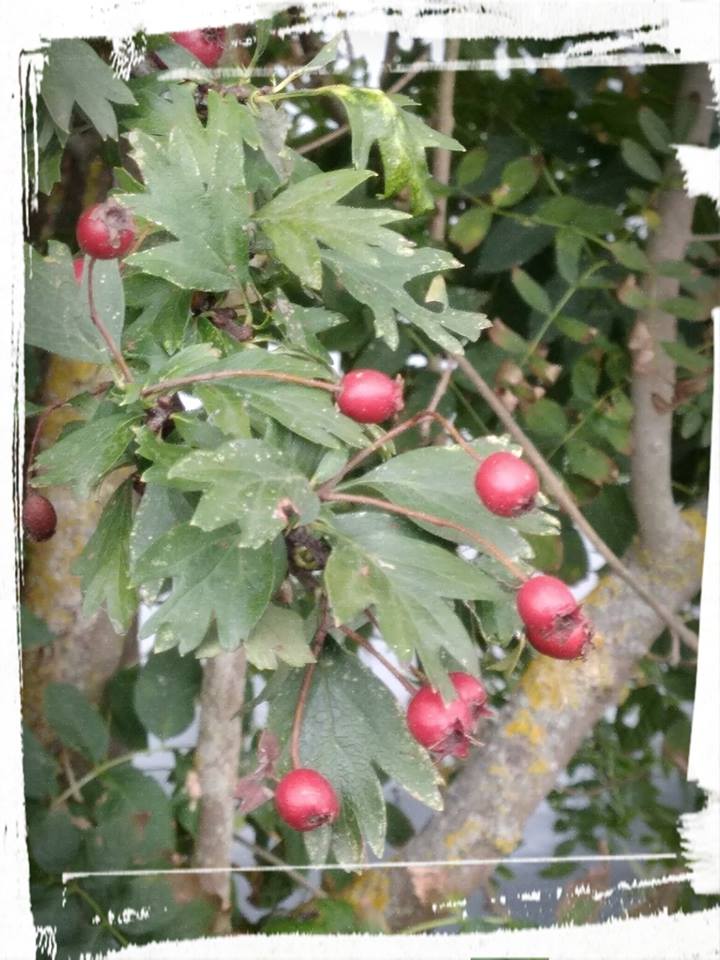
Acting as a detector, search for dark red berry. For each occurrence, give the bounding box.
[76,200,136,260]
[22,494,57,542]
[406,684,473,759]
[526,617,593,660]
[337,369,404,424]
[449,671,492,721]
[171,29,225,67]
[73,257,84,283]
[474,451,539,517]
[516,575,578,633]
[274,768,340,832]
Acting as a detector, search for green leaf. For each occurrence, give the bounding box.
[555,229,583,284]
[581,485,637,556]
[565,439,616,485]
[103,667,148,750]
[638,107,673,155]
[610,241,652,272]
[168,438,320,545]
[257,169,411,289]
[20,605,54,650]
[22,725,57,799]
[511,267,551,314]
[620,138,663,182]
[324,243,488,353]
[245,605,315,670]
[449,206,493,253]
[41,39,135,141]
[327,85,463,213]
[28,809,81,873]
[324,512,495,694]
[659,296,707,321]
[660,340,710,373]
[522,398,569,445]
[32,411,138,496]
[456,146,488,187]
[74,480,136,632]
[123,91,255,291]
[133,649,202,740]
[123,275,192,354]
[535,196,623,235]
[129,485,193,582]
[25,243,125,363]
[474,213,554,273]
[136,525,285,654]
[269,643,442,858]
[43,682,109,763]
[490,157,539,207]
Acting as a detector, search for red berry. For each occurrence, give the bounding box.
[76,200,136,260]
[274,768,340,832]
[73,258,85,283]
[22,494,57,542]
[449,671,492,721]
[474,451,539,517]
[171,29,225,67]
[406,684,473,759]
[527,618,593,660]
[337,369,404,424]
[516,575,578,634]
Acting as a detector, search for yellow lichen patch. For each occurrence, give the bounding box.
[493,835,519,855]
[521,658,576,711]
[488,764,510,779]
[529,757,549,775]
[342,870,390,930]
[444,816,486,854]
[504,708,545,744]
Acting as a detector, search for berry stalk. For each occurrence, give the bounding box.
[339,624,417,695]
[140,369,339,398]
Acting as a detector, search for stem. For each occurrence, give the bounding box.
[452,355,699,651]
[290,595,330,770]
[51,749,158,810]
[420,363,454,440]
[468,197,614,253]
[69,883,130,947]
[87,259,133,383]
[141,369,338,398]
[323,491,527,582]
[429,38,461,243]
[232,834,327,898]
[318,408,483,496]
[339,625,417,695]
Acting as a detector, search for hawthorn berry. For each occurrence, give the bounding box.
[22,494,57,542]
[516,574,593,660]
[274,768,340,832]
[171,29,225,67]
[406,683,473,759]
[76,200,137,260]
[337,369,404,424]
[474,451,539,517]
[449,671,492,721]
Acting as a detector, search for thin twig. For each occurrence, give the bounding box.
[87,259,133,383]
[452,355,699,651]
[323,491,527,582]
[295,53,429,156]
[290,595,330,770]
[69,883,129,947]
[318,408,482,497]
[339,624,417,695]
[51,749,159,810]
[141,369,339,398]
[233,833,327,898]
[429,37,461,243]
[420,362,455,440]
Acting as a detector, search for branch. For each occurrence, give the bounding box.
[452,355,699,651]
[373,508,705,929]
[629,63,715,556]
[193,648,247,929]
[322,491,527,582]
[290,596,330,770]
[141,369,338,398]
[86,259,133,383]
[429,37,461,243]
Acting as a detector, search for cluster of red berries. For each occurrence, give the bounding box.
[171,29,226,68]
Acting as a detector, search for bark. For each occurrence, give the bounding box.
[22,356,130,744]
[193,648,247,932]
[630,63,716,555]
[347,513,704,930]
[429,38,461,243]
